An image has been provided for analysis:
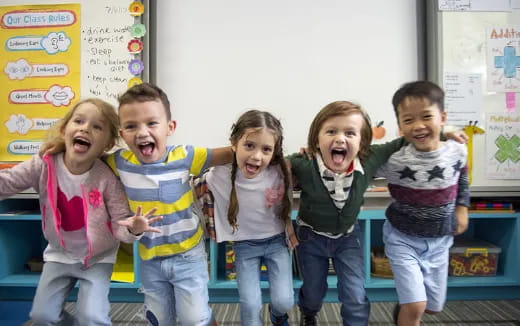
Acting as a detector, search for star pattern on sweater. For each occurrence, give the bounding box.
[397,166,417,181]
[452,160,462,176]
[427,165,445,181]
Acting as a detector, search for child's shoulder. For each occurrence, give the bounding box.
[91,158,118,178]
[287,152,312,164]
[445,139,468,157]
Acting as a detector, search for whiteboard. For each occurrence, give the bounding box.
[152,0,420,154]
[428,3,520,191]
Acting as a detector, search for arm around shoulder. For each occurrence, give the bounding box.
[368,137,406,167]
[208,146,234,167]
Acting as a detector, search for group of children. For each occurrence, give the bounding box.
[0,79,469,326]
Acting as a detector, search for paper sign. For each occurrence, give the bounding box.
[486,113,520,179]
[487,26,520,92]
[439,0,510,11]
[443,72,482,126]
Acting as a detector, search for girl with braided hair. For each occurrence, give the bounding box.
[195,109,297,326]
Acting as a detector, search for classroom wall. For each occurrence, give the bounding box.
[151,0,421,153]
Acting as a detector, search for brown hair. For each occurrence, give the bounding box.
[392,80,445,119]
[307,101,373,161]
[46,98,120,153]
[227,110,292,232]
[118,82,171,120]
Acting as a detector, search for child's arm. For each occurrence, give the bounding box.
[444,130,468,143]
[285,219,298,250]
[454,205,469,235]
[117,206,163,235]
[454,155,471,235]
[0,156,41,199]
[103,172,160,242]
[369,131,466,171]
[208,146,234,167]
[192,173,217,241]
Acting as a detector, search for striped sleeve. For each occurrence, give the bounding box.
[190,146,210,176]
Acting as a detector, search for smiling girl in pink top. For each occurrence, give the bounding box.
[0,98,161,326]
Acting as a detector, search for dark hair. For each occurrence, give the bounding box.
[227,110,292,232]
[118,82,171,120]
[307,101,373,161]
[392,80,444,118]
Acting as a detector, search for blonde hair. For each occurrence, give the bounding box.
[45,98,120,154]
[307,101,373,161]
[227,110,292,232]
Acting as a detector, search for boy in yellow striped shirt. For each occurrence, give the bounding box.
[109,83,231,325]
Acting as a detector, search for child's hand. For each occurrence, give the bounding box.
[299,147,312,160]
[454,205,469,235]
[39,140,65,157]
[118,206,163,235]
[445,130,468,144]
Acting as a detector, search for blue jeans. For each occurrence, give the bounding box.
[234,233,294,326]
[31,261,113,326]
[140,240,213,326]
[296,223,370,326]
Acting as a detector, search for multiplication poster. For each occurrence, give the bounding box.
[486,113,520,179]
[0,4,80,161]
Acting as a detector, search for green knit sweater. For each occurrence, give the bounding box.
[289,138,405,234]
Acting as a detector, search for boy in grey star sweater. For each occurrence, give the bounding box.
[377,81,469,326]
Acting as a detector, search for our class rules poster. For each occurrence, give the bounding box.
[0,4,80,161]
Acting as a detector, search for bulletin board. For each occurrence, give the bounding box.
[427,0,520,191]
[0,0,147,161]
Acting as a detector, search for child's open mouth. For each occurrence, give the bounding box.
[72,137,91,153]
[138,142,155,156]
[331,148,346,164]
[245,163,260,174]
[413,133,429,142]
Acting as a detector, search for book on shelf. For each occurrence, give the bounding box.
[469,202,515,213]
[0,162,20,169]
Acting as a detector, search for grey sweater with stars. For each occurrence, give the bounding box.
[377,140,470,237]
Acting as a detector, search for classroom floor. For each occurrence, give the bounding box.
[20,300,520,325]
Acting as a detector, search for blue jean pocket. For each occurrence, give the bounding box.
[179,240,206,261]
[296,224,313,243]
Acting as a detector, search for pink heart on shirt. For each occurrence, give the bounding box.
[57,188,85,231]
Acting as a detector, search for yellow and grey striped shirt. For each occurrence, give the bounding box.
[107,145,211,260]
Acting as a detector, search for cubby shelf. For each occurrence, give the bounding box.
[1,196,519,303]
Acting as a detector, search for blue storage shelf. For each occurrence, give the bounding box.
[1,197,519,302]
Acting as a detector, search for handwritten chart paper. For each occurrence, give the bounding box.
[487,26,520,93]
[81,2,135,106]
[0,4,80,161]
[439,0,510,11]
[486,113,520,179]
[443,72,482,126]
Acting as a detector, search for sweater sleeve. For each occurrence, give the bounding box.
[102,169,139,243]
[365,137,406,174]
[0,155,42,200]
[456,166,471,207]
